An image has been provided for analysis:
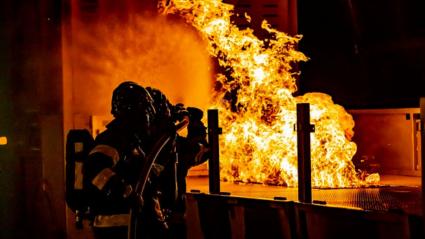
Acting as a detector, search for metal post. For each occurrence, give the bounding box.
[296,103,314,203]
[208,109,221,194]
[420,97,425,234]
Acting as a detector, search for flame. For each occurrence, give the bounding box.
[160,0,379,187]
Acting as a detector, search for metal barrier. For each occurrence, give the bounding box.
[185,193,420,239]
[186,193,295,239]
[294,203,410,239]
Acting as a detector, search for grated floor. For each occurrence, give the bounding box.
[186,175,422,215]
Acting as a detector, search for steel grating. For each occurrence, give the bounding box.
[187,176,422,215]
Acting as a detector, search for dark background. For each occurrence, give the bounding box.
[298,0,425,108]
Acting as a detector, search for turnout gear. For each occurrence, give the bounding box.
[65,81,210,239]
[84,117,169,239]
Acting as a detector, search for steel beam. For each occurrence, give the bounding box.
[296,103,314,203]
[208,109,221,194]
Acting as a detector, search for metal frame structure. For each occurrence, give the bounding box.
[207,109,221,194]
[197,103,424,238]
[206,105,315,201]
[296,103,314,203]
[186,192,414,239]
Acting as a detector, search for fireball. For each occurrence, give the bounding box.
[160,0,379,188]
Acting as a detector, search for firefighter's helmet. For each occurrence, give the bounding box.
[146,87,172,120]
[111,81,156,128]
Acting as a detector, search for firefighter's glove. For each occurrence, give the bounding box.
[172,103,189,122]
[187,107,204,122]
[188,119,207,140]
[186,107,206,138]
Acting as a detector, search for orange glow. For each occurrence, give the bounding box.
[69,14,213,116]
[0,136,7,145]
[160,0,379,188]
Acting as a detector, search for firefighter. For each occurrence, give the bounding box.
[83,81,209,239]
[147,88,210,239]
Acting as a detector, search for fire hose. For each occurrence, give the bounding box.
[128,115,189,239]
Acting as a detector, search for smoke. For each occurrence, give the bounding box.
[70,14,213,116]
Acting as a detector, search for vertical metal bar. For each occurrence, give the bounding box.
[297,103,313,203]
[208,109,221,194]
[420,97,425,235]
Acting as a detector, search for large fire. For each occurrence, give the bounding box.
[160,0,379,188]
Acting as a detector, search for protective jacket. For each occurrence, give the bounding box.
[84,115,209,239]
[84,118,169,238]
